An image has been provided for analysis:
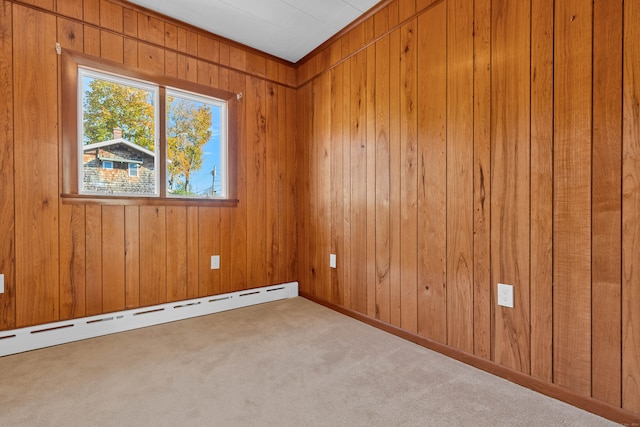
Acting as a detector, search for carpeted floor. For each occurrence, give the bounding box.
[0,297,616,426]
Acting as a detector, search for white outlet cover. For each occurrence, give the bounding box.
[330,254,336,269]
[210,255,220,270]
[0,274,4,294]
[497,283,514,308]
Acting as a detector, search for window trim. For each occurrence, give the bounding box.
[61,49,239,207]
[128,163,139,177]
[102,161,113,170]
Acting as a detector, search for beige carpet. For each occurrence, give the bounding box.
[0,297,616,426]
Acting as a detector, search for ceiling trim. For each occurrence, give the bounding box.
[296,0,393,66]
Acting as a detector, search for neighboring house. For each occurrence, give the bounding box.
[83,129,156,194]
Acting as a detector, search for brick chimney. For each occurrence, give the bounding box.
[113,127,123,139]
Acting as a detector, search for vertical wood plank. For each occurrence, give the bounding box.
[59,205,86,320]
[13,6,59,327]
[265,82,280,286]
[83,0,99,25]
[622,0,640,413]
[166,207,188,301]
[417,3,447,343]
[591,0,622,407]
[124,206,140,309]
[85,205,103,316]
[57,0,83,19]
[0,0,15,330]
[315,73,331,301]
[99,0,122,33]
[330,65,345,305]
[350,51,367,315]
[446,0,474,353]
[296,84,310,295]
[472,0,491,360]
[139,207,166,306]
[307,80,318,297]
[138,42,164,75]
[530,0,554,383]
[284,87,298,282]
[553,0,593,396]
[137,13,164,45]
[57,17,83,51]
[374,36,391,323]
[246,75,267,289]
[366,44,376,318]
[491,0,531,373]
[388,28,402,327]
[341,61,352,309]
[186,206,199,299]
[198,207,220,296]
[100,31,123,63]
[102,206,125,313]
[84,25,100,56]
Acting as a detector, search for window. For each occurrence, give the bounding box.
[61,50,238,206]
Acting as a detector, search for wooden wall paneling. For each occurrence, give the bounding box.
[57,17,83,51]
[137,13,164,45]
[306,80,318,296]
[59,205,86,320]
[228,70,247,290]
[57,0,82,20]
[374,35,391,323]
[366,44,376,318]
[122,7,136,38]
[330,65,344,305]
[186,206,199,298]
[85,205,103,315]
[84,25,100,56]
[296,84,310,294]
[349,22,365,57]
[219,42,230,67]
[416,3,447,343]
[166,207,188,301]
[99,0,122,33]
[83,0,99,25]
[398,0,416,22]
[341,60,352,308]
[553,0,593,396]
[399,20,417,333]
[530,0,554,383]
[0,0,14,330]
[138,42,164,75]
[139,207,167,306]
[622,0,640,413]
[284,87,297,282]
[388,28,402,327]
[265,82,280,285]
[198,207,220,296]
[13,5,59,327]
[100,31,123,63]
[373,5,389,39]
[315,72,331,301]
[197,34,219,63]
[229,46,246,73]
[246,52,266,79]
[350,50,368,315]
[491,0,531,373]
[124,206,140,308]
[218,66,233,293]
[164,50,177,78]
[123,38,137,67]
[446,0,474,353]
[101,206,125,313]
[387,0,400,28]
[164,23,177,50]
[416,0,440,13]
[591,0,622,407]
[472,0,491,360]
[246,75,267,288]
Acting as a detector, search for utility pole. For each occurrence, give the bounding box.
[210,165,217,197]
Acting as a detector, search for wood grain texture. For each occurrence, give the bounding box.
[166,207,188,301]
[102,206,125,313]
[399,20,417,333]
[13,5,59,327]
[416,3,447,343]
[553,0,593,396]
[446,0,474,353]
[186,206,199,298]
[139,207,166,306]
[622,0,640,413]
[530,0,554,384]
[0,0,14,330]
[99,0,122,33]
[330,66,345,306]
[198,207,220,296]
[472,0,491,360]
[124,206,140,309]
[57,0,83,19]
[591,0,622,407]
[491,0,531,373]
[85,205,103,316]
[366,44,376,318]
[265,82,280,285]
[59,205,86,320]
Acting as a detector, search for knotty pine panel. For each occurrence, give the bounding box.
[330,66,345,306]
[365,44,376,319]
[416,3,447,344]
[13,5,59,327]
[265,82,280,286]
[591,0,622,407]
[85,205,103,316]
[341,60,352,310]
[446,0,474,354]
[0,0,14,330]
[102,205,126,313]
[490,0,531,373]
[553,0,593,396]
[530,0,554,383]
[623,0,640,413]
[296,83,311,296]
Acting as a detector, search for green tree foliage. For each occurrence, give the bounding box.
[166,96,212,194]
[83,79,155,149]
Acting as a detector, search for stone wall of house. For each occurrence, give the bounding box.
[83,145,156,195]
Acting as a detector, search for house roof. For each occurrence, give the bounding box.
[98,155,143,165]
[83,138,156,158]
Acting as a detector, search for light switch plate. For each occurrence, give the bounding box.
[0,274,4,294]
[210,255,220,270]
[330,254,336,269]
[497,283,514,308]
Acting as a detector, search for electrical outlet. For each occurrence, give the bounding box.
[330,254,336,269]
[0,274,3,294]
[210,255,220,270]
[497,283,514,308]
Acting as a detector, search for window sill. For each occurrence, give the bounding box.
[61,193,239,207]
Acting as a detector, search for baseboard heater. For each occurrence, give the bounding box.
[0,282,298,357]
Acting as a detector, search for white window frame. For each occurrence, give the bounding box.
[102,161,113,170]
[128,163,139,177]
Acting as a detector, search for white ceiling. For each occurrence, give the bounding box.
[127,0,381,63]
